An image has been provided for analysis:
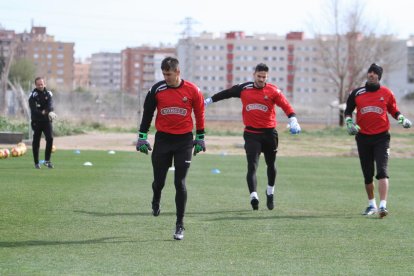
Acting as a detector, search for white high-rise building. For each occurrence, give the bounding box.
[178,31,413,104]
[89,52,121,91]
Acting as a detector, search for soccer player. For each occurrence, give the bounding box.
[136,57,206,240]
[28,77,57,169]
[344,63,412,218]
[204,63,301,211]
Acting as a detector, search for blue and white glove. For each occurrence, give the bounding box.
[204,97,213,107]
[345,117,360,135]
[136,132,152,154]
[288,117,301,134]
[193,133,206,156]
[398,114,412,128]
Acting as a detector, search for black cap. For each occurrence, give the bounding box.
[367,63,383,80]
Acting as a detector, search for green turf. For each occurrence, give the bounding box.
[1,150,413,275]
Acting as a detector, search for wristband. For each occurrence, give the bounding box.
[138,132,148,139]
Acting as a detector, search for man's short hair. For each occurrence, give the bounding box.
[161,57,179,71]
[34,77,43,84]
[254,63,269,73]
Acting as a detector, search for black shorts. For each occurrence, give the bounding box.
[243,129,279,155]
[151,131,193,169]
[356,131,390,184]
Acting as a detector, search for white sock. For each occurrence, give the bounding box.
[267,185,274,195]
[379,200,387,209]
[250,192,258,200]
[369,199,377,208]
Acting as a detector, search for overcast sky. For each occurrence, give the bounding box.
[1,0,413,60]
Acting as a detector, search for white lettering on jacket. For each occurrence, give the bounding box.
[160,107,187,116]
[360,106,383,114]
[246,103,268,112]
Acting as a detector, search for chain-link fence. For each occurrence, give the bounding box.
[4,88,414,130]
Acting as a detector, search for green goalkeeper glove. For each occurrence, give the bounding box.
[136,132,152,154]
[398,114,412,128]
[345,117,360,135]
[193,133,206,156]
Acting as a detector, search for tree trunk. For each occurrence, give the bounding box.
[339,110,345,126]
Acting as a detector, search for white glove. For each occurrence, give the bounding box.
[204,97,213,106]
[287,117,301,134]
[48,111,57,122]
[398,114,412,128]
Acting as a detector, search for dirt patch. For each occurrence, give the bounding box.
[50,131,413,158]
[4,122,412,158]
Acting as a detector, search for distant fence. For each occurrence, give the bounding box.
[5,89,414,128]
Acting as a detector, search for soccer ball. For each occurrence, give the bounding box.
[11,147,20,157]
[17,142,26,149]
[52,145,56,153]
[18,143,27,155]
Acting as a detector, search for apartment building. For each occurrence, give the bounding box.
[177,31,330,104]
[386,38,414,98]
[121,46,175,94]
[73,58,91,89]
[177,31,413,104]
[89,52,121,91]
[15,26,74,90]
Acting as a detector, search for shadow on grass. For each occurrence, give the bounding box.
[74,209,250,217]
[0,237,132,248]
[74,210,175,217]
[74,209,357,220]
[207,213,356,221]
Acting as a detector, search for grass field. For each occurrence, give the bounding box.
[1,150,413,275]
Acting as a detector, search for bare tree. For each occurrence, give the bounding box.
[0,42,17,116]
[314,0,402,125]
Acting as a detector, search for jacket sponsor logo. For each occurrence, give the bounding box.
[160,107,187,116]
[360,106,383,114]
[246,103,268,112]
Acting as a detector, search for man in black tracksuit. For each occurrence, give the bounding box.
[28,77,57,169]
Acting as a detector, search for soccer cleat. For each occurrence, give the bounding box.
[173,224,185,240]
[151,201,160,217]
[250,198,259,210]
[378,207,388,219]
[44,161,54,169]
[362,206,377,216]
[34,164,41,169]
[265,191,274,210]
